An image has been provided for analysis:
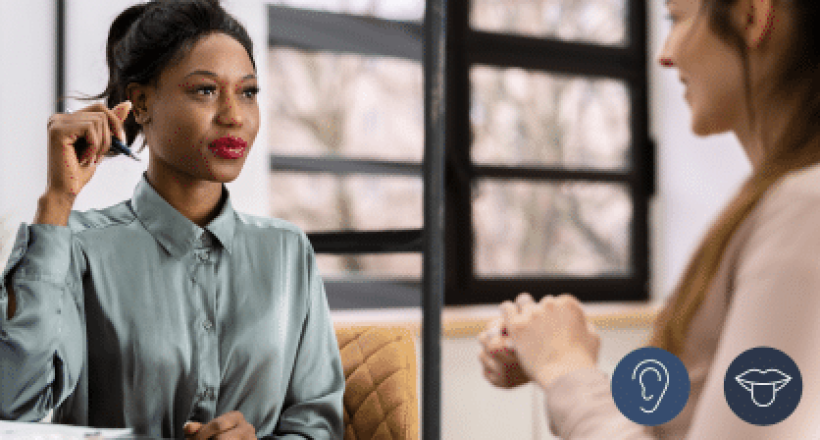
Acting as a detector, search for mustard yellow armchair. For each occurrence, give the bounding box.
[335,326,419,440]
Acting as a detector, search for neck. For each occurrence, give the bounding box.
[733,91,799,172]
[146,157,224,228]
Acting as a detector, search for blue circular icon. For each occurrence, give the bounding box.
[611,347,690,426]
[724,346,802,426]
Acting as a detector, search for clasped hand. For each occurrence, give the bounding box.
[478,293,601,390]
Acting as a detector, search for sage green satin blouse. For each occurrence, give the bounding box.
[0,173,344,439]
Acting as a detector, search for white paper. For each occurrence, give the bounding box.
[0,420,133,440]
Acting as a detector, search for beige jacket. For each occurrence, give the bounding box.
[545,163,820,439]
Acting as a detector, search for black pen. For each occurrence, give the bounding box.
[75,135,141,162]
[110,136,141,161]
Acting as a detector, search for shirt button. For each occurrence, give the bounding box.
[203,387,216,400]
[197,250,209,262]
[203,319,213,331]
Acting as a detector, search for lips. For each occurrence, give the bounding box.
[208,136,247,159]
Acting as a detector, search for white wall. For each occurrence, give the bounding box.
[0,0,55,264]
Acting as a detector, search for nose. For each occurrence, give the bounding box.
[217,93,243,127]
[656,39,675,68]
[658,57,674,68]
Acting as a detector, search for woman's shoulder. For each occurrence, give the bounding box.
[742,162,820,249]
[768,162,820,201]
[233,212,309,244]
[66,200,137,235]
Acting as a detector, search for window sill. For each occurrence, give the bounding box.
[332,300,664,338]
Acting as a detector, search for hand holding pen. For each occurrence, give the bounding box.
[44,101,134,201]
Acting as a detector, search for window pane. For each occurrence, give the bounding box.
[270,0,425,22]
[268,49,423,162]
[473,180,631,277]
[471,66,631,170]
[270,173,422,232]
[317,254,422,279]
[470,0,628,47]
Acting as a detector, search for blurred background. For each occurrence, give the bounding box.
[0,0,753,438]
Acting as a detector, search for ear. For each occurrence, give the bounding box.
[125,82,152,124]
[735,0,777,49]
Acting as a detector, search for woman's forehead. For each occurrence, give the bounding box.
[168,33,255,81]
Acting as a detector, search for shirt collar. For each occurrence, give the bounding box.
[131,172,237,258]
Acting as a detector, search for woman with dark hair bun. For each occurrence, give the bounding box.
[0,1,344,438]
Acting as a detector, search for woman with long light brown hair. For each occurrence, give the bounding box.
[478,0,820,438]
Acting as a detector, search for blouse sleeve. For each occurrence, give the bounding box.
[544,367,656,439]
[268,237,344,439]
[683,177,820,439]
[0,222,86,421]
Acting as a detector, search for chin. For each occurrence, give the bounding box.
[206,164,244,183]
[690,112,731,137]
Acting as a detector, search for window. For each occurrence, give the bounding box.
[267,1,426,309]
[267,0,652,307]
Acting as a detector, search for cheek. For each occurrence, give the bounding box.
[153,117,210,169]
[249,107,261,139]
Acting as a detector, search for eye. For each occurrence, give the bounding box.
[243,86,260,99]
[196,85,217,96]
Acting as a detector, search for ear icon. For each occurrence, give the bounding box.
[632,359,670,413]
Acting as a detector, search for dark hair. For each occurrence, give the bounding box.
[649,0,820,357]
[85,0,255,155]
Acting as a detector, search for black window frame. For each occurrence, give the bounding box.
[266,0,653,307]
[448,0,654,304]
[267,5,428,307]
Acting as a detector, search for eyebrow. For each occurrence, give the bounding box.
[183,70,256,81]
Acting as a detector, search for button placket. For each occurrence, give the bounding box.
[201,386,216,401]
[191,236,220,417]
[196,250,210,262]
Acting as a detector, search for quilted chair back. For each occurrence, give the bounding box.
[335,326,419,440]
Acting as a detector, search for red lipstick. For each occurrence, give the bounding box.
[208,136,247,159]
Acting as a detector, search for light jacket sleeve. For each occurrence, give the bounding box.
[0,222,85,421]
[268,237,344,439]
[544,367,656,439]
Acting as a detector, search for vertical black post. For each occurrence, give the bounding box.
[423,0,446,438]
[627,0,653,297]
[56,0,66,114]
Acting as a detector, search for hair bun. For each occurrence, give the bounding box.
[108,3,150,53]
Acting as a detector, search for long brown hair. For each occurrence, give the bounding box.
[648,0,820,356]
